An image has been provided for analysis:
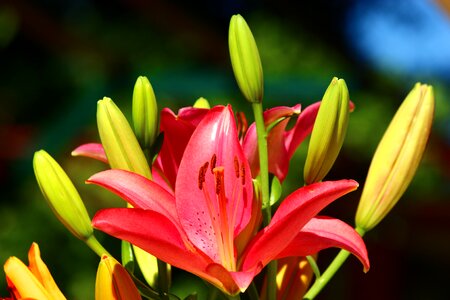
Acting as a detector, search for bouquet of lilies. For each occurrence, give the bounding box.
[2,15,434,300]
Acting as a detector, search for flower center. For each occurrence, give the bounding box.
[197,154,246,271]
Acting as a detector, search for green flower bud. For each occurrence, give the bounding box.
[304,77,350,184]
[355,83,434,232]
[132,76,159,149]
[229,14,264,103]
[98,97,160,287]
[33,150,93,241]
[97,97,151,179]
[193,97,210,109]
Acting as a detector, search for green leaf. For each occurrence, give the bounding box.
[269,176,282,206]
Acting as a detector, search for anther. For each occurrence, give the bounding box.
[197,161,209,190]
[210,154,217,174]
[234,156,240,178]
[241,165,246,185]
[213,166,225,195]
[237,112,249,139]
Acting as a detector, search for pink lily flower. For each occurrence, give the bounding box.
[89,105,369,295]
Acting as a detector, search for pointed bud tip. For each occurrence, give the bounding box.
[304,77,350,184]
[193,97,211,109]
[229,14,264,103]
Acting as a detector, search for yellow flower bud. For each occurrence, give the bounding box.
[97,97,151,179]
[355,83,434,232]
[229,14,264,103]
[304,77,350,184]
[95,255,142,300]
[98,98,163,287]
[33,150,93,241]
[193,97,210,109]
[132,76,159,149]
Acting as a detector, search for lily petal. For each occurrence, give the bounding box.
[243,105,301,181]
[241,180,358,270]
[154,107,209,189]
[92,208,233,292]
[4,257,52,300]
[276,216,370,272]
[28,243,66,300]
[176,105,253,263]
[87,169,178,225]
[285,101,321,159]
[71,143,108,163]
[93,208,209,273]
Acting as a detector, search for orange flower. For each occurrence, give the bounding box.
[3,242,66,300]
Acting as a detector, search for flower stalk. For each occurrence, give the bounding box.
[303,227,366,300]
[252,102,277,300]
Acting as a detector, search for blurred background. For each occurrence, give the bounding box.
[1,0,449,299]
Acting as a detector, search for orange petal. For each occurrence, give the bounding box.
[4,256,51,300]
[28,243,66,300]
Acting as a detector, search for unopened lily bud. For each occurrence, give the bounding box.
[97,97,151,179]
[98,98,161,286]
[132,76,159,149]
[304,77,350,184]
[33,150,93,241]
[261,256,314,300]
[95,255,142,300]
[355,83,434,232]
[229,14,264,103]
[193,97,210,109]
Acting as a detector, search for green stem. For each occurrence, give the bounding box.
[157,259,169,299]
[252,102,271,223]
[226,294,241,300]
[251,102,277,300]
[303,227,366,300]
[131,273,164,300]
[85,235,112,258]
[306,255,321,279]
[246,282,260,300]
[303,250,350,300]
[207,287,219,300]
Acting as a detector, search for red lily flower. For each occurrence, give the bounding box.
[152,106,209,191]
[89,105,369,295]
[72,106,209,192]
[73,102,319,185]
[242,102,320,182]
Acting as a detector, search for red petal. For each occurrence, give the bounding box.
[71,143,108,163]
[154,107,209,189]
[243,105,301,181]
[276,216,370,272]
[205,264,240,295]
[87,169,179,226]
[284,101,321,158]
[176,105,253,262]
[93,208,214,279]
[284,100,355,158]
[240,180,358,270]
